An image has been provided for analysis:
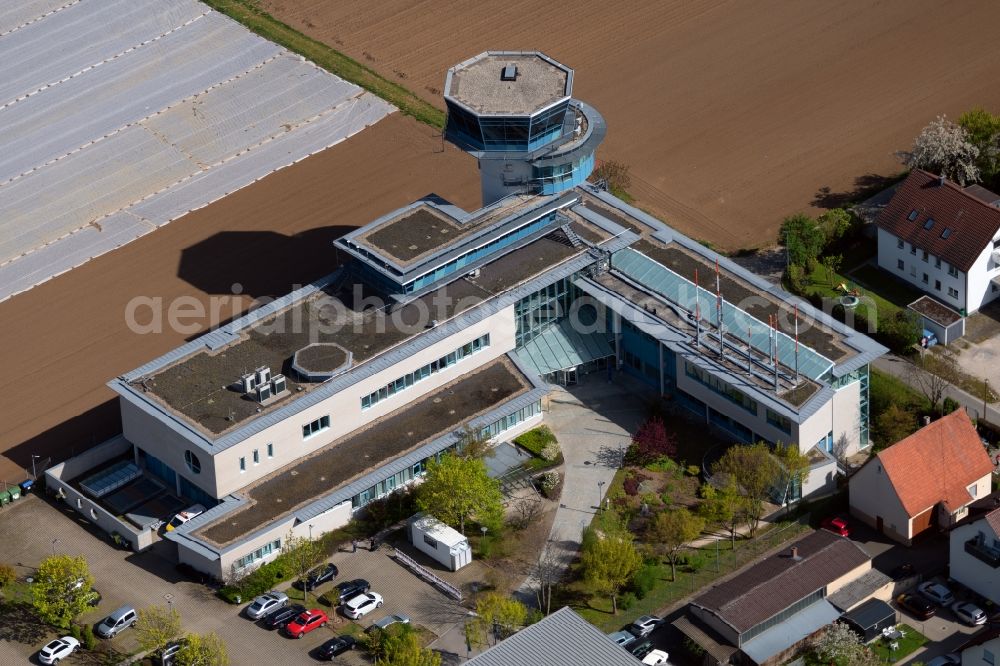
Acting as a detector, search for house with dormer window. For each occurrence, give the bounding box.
[875,169,1000,316]
[849,410,993,545]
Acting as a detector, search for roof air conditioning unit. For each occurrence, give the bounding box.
[255,366,271,387]
[240,373,256,393]
[271,374,287,395]
[256,382,272,403]
[467,268,481,279]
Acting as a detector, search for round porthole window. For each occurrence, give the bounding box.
[184,450,201,474]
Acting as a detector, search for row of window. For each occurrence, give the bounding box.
[361,334,490,410]
[895,260,961,298]
[766,408,792,434]
[303,415,330,440]
[683,360,759,414]
[234,539,281,571]
[896,239,960,276]
[239,443,275,473]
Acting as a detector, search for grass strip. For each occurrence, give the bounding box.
[201,0,446,129]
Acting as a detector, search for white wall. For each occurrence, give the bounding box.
[479,158,533,206]
[877,227,968,311]
[848,460,910,543]
[960,636,1000,666]
[832,379,863,456]
[950,518,1000,606]
[966,237,1000,314]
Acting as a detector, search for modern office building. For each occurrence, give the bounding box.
[46,52,886,579]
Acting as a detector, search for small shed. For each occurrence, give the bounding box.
[908,296,965,346]
[408,513,472,571]
[841,598,896,643]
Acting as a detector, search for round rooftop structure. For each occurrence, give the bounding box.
[444,51,573,116]
[291,342,352,381]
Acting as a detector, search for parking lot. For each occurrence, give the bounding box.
[0,494,477,664]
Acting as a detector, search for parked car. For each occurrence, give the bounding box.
[165,504,206,532]
[952,601,987,626]
[295,563,339,591]
[607,629,636,647]
[631,640,657,658]
[820,516,850,537]
[317,635,357,659]
[926,654,961,666]
[342,592,383,619]
[918,581,955,606]
[330,578,370,605]
[262,603,306,630]
[897,593,936,620]
[890,563,915,581]
[159,639,187,665]
[95,604,138,638]
[642,649,670,666]
[367,613,411,633]
[284,609,329,638]
[38,636,79,664]
[627,615,664,638]
[245,591,289,620]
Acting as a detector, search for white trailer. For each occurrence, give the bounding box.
[408,513,472,571]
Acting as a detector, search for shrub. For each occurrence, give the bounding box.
[0,563,15,587]
[618,592,637,611]
[540,440,561,462]
[627,417,677,466]
[943,396,960,415]
[539,471,561,498]
[514,426,557,457]
[631,564,660,600]
[623,471,648,497]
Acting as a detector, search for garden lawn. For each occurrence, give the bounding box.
[849,264,925,309]
[870,624,926,662]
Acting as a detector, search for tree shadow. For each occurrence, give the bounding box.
[811,172,906,209]
[0,600,48,644]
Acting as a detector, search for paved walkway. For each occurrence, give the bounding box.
[873,353,1000,425]
[516,374,646,601]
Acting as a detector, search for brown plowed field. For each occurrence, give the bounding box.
[261,0,1000,249]
[0,114,478,481]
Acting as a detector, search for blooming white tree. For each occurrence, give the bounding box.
[811,622,880,666]
[906,115,981,185]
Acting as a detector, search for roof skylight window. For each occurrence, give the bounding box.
[908,210,919,221]
[941,228,952,239]
[923,218,935,230]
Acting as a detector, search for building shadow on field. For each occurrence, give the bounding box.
[176,226,356,301]
[811,172,905,209]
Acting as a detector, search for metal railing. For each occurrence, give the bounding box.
[391,548,462,600]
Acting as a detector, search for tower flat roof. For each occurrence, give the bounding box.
[445,51,571,116]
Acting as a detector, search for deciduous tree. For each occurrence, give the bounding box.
[959,107,1000,185]
[591,160,633,200]
[134,605,182,658]
[416,453,504,535]
[698,479,747,549]
[282,531,323,598]
[31,555,98,628]
[817,208,854,246]
[874,403,919,449]
[174,632,229,666]
[907,354,959,415]
[367,624,441,666]
[712,444,781,536]
[466,592,529,647]
[774,443,810,506]
[905,115,980,185]
[646,507,705,581]
[780,213,825,270]
[581,517,642,614]
[627,416,677,466]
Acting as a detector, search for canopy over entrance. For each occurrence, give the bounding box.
[514,319,614,377]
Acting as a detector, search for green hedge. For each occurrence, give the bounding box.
[513,426,557,457]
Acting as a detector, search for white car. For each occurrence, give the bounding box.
[917,581,955,606]
[642,649,670,666]
[628,615,664,638]
[952,601,987,625]
[245,591,289,620]
[39,636,80,664]
[165,504,206,532]
[342,591,383,619]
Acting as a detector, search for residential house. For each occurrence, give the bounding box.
[674,529,871,665]
[876,169,1000,319]
[950,502,1000,606]
[850,410,993,545]
[958,626,1000,666]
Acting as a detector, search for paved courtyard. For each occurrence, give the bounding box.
[0,494,474,664]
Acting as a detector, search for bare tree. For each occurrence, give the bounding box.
[832,432,851,467]
[533,544,562,616]
[906,354,958,414]
[905,115,981,185]
[509,498,542,531]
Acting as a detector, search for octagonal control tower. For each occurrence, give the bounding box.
[444,51,606,206]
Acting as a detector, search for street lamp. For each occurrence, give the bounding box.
[31,455,40,480]
[597,480,606,511]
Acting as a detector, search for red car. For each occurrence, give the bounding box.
[821,516,849,537]
[283,609,328,638]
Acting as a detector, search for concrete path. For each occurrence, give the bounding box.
[516,375,646,602]
[873,353,1000,425]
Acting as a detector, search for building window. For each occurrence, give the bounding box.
[948,265,959,278]
[184,450,201,474]
[942,227,952,239]
[267,443,274,458]
[897,239,904,249]
[423,534,437,549]
[985,649,994,666]
[684,361,758,414]
[923,219,935,231]
[239,457,245,472]
[361,334,491,410]
[910,265,916,277]
[908,210,919,221]
[766,408,792,434]
[910,245,917,256]
[935,280,941,291]
[948,287,959,299]
[969,483,978,498]
[302,415,330,439]
[922,273,929,284]
[897,259,904,271]
[235,539,282,570]
[252,449,259,465]
[922,250,929,262]
[935,257,941,268]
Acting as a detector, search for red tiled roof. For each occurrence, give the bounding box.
[876,170,1000,272]
[985,507,1000,535]
[877,410,993,516]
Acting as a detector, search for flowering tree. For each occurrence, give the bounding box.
[627,416,677,465]
[906,115,980,185]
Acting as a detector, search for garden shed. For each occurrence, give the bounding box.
[841,598,896,643]
[408,513,472,571]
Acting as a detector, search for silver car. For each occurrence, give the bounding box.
[952,601,987,626]
[245,591,288,620]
